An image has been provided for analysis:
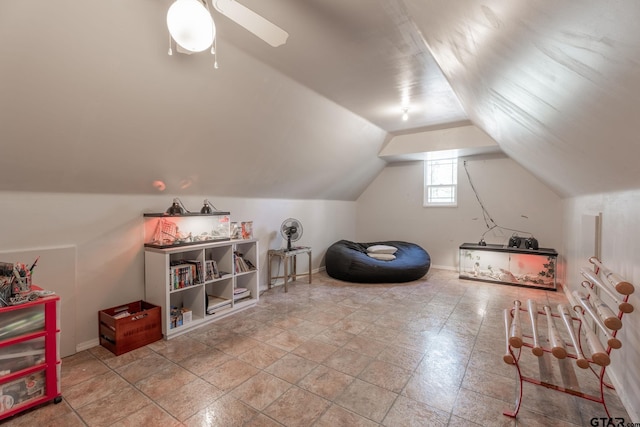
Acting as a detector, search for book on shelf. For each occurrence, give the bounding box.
[207,303,231,315]
[169,263,195,290]
[207,294,231,314]
[205,260,219,281]
[233,287,251,301]
[233,251,255,273]
[185,260,204,284]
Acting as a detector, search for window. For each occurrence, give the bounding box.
[424,158,457,206]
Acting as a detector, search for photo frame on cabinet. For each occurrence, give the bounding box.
[241,221,253,239]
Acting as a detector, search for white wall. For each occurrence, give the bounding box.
[0,191,356,354]
[563,190,640,421]
[355,156,564,269]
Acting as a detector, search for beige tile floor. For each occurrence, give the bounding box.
[2,269,631,426]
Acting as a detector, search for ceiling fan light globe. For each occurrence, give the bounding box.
[167,0,215,53]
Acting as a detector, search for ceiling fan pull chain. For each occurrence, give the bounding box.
[213,38,219,69]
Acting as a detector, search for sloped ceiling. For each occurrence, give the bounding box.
[1,1,639,200]
[406,0,640,197]
[212,0,470,132]
[0,0,391,200]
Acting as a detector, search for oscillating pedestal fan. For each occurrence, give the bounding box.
[281,218,303,251]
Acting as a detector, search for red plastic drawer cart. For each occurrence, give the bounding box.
[0,287,62,420]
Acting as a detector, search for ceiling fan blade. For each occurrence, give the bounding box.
[213,0,289,47]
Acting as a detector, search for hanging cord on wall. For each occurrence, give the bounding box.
[259,257,283,297]
[463,160,532,242]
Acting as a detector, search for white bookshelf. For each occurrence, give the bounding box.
[144,239,259,339]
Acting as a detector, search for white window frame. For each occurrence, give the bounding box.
[424,157,458,207]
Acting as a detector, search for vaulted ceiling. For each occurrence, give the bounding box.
[1,1,638,200]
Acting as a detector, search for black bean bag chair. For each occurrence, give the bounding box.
[325,240,430,283]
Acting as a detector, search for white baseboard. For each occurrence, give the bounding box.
[606,368,639,422]
[76,338,99,353]
[430,264,457,271]
[260,267,324,292]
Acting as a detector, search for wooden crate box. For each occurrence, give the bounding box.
[99,301,162,356]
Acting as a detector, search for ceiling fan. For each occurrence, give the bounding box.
[167,0,288,56]
[212,0,289,47]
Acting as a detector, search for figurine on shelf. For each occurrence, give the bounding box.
[173,228,193,245]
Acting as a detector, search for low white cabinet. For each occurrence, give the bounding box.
[144,239,259,339]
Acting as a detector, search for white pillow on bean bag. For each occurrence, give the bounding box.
[367,244,398,254]
[368,253,396,261]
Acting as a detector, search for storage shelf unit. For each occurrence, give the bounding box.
[0,289,61,420]
[459,243,558,290]
[144,239,259,339]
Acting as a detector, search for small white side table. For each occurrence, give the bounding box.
[267,247,312,292]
